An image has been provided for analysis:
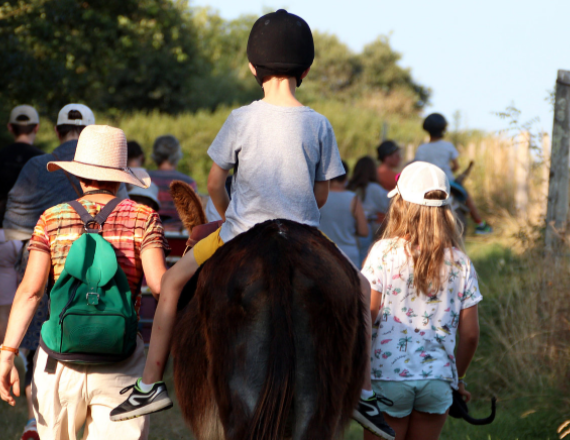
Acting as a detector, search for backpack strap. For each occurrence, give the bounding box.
[68,198,122,233]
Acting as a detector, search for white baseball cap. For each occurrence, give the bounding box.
[9,105,39,125]
[387,161,450,207]
[56,103,95,126]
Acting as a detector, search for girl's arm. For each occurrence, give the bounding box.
[351,196,369,237]
[456,305,479,401]
[370,288,382,324]
[0,250,50,406]
[207,163,230,221]
[313,180,330,208]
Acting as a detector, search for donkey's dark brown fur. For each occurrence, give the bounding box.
[172,219,367,440]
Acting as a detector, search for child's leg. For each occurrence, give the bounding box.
[465,194,482,224]
[404,410,448,440]
[358,273,373,391]
[142,249,200,384]
[363,414,410,440]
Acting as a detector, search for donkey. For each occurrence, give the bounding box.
[169,181,367,440]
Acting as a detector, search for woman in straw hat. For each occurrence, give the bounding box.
[0,125,169,440]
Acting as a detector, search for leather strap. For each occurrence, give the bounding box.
[0,344,19,355]
[68,198,122,233]
[52,152,83,197]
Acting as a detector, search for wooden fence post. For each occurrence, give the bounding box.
[545,70,570,254]
[515,131,530,218]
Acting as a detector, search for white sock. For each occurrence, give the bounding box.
[361,388,374,400]
[137,379,154,393]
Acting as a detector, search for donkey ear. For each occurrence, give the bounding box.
[169,180,207,233]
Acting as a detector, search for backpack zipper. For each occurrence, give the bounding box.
[59,281,80,325]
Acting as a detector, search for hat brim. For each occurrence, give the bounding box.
[387,188,399,198]
[47,161,150,189]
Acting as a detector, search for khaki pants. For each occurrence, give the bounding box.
[32,335,149,440]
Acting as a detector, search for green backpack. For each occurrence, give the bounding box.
[40,198,138,364]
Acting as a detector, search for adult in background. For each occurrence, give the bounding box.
[0,125,168,440]
[0,105,44,224]
[319,161,368,268]
[3,103,128,241]
[347,156,390,266]
[376,140,402,192]
[148,135,197,231]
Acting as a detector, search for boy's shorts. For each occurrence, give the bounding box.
[193,227,225,266]
[372,379,452,418]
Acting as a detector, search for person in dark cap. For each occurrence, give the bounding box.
[376,140,402,191]
[111,10,395,439]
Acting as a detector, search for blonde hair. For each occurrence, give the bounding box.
[381,190,464,296]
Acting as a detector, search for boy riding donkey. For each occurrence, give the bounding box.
[112,10,395,440]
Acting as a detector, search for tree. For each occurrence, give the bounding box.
[0,0,201,117]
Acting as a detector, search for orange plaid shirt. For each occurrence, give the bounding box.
[29,199,169,317]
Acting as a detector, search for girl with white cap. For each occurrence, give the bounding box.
[361,161,482,440]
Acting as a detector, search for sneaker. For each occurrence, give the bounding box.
[475,221,493,235]
[353,393,395,440]
[21,419,39,440]
[110,379,173,421]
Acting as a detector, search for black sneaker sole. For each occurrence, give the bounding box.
[110,397,173,422]
[353,411,395,440]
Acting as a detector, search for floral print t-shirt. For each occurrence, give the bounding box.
[362,238,482,389]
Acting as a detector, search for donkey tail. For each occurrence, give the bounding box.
[245,237,296,440]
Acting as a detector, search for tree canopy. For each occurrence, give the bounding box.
[0,1,430,120]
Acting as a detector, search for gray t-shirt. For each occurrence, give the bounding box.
[414,140,459,181]
[360,182,390,221]
[319,190,359,267]
[208,100,344,242]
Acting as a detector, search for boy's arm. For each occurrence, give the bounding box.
[207,163,230,221]
[313,180,329,208]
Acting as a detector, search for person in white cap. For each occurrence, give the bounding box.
[0,125,169,440]
[361,161,482,440]
[0,105,44,223]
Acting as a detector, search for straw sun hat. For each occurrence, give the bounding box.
[47,125,150,188]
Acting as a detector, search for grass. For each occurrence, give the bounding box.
[1,221,567,439]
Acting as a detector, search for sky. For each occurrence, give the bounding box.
[190,0,570,135]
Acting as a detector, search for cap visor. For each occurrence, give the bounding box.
[387,188,399,198]
[47,161,150,188]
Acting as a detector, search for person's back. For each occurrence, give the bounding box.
[211,101,339,242]
[3,104,128,240]
[0,105,44,224]
[148,135,197,231]
[320,190,360,266]
[362,162,481,440]
[415,139,458,182]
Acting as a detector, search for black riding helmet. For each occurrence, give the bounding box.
[423,113,448,137]
[247,9,314,87]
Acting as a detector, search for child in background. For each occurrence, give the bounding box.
[376,140,402,192]
[320,161,369,267]
[414,113,492,235]
[347,156,389,266]
[362,161,481,440]
[112,10,395,439]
